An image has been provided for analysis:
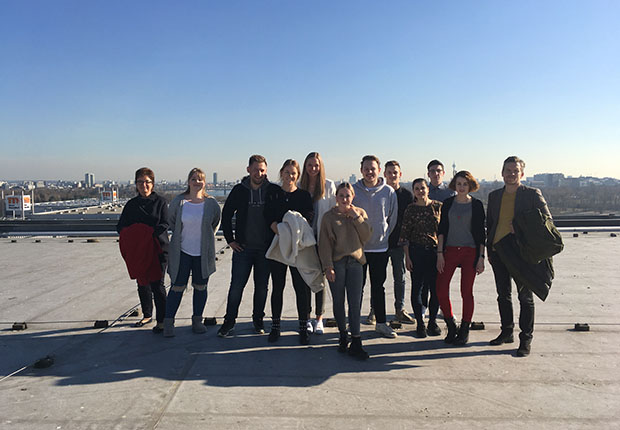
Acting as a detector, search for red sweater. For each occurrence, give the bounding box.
[119,223,162,285]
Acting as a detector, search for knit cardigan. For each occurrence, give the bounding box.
[167,194,221,284]
[318,206,372,269]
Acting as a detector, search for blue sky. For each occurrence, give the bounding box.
[1,1,619,182]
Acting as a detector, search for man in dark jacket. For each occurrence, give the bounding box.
[487,156,552,357]
[218,155,279,337]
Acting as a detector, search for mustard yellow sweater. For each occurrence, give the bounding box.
[318,206,372,270]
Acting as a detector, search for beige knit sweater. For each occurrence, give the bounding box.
[318,206,372,270]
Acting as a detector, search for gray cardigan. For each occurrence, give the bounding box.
[167,194,221,284]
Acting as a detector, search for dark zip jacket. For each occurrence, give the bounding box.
[221,176,279,248]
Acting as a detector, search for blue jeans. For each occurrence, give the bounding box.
[165,252,209,319]
[223,248,270,324]
[329,256,363,337]
[409,244,439,322]
[388,247,406,312]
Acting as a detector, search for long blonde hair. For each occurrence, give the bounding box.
[184,168,209,197]
[299,151,326,202]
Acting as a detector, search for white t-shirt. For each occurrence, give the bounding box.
[181,201,204,256]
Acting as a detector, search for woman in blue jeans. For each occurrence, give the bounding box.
[400,178,442,338]
[318,182,372,359]
[163,168,221,337]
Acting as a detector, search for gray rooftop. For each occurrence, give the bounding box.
[0,232,619,429]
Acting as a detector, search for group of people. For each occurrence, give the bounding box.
[117,153,552,360]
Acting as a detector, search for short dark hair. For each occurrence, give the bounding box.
[412,178,428,190]
[502,156,525,173]
[384,160,400,170]
[248,154,267,167]
[135,167,154,183]
[361,155,380,168]
[427,159,444,171]
[449,170,480,192]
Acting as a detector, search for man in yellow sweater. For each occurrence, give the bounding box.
[486,156,551,357]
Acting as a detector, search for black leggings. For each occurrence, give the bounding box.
[269,260,309,321]
[137,260,167,323]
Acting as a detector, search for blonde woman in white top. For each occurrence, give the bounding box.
[299,151,336,335]
[164,168,221,337]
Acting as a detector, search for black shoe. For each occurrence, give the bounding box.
[348,337,369,360]
[268,328,280,343]
[416,322,427,338]
[427,320,441,336]
[253,319,265,334]
[217,320,235,338]
[490,329,514,345]
[516,339,531,357]
[444,317,457,344]
[453,321,470,346]
[338,332,349,353]
[152,323,164,334]
[299,330,310,345]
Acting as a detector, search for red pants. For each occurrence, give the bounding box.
[436,246,477,322]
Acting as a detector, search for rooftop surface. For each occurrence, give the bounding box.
[0,232,618,429]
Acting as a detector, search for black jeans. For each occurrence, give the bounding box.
[489,249,535,341]
[224,248,270,324]
[409,244,439,323]
[269,260,309,321]
[137,259,167,323]
[361,251,389,324]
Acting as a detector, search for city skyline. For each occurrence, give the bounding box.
[2,2,619,182]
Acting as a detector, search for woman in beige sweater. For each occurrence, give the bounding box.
[319,182,372,359]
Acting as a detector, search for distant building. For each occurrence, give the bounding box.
[349,174,357,184]
[85,173,95,188]
[213,172,218,185]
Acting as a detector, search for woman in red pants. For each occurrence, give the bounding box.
[436,170,486,345]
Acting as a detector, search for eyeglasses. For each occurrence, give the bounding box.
[136,180,153,185]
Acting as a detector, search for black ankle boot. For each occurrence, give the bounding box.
[427,319,441,336]
[453,321,470,346]
[489,329,514,345]
[338,331,349,353]
[517,338,531,357]
[416,320,427,338]
[444,317,457,344]
[348,337,369,360]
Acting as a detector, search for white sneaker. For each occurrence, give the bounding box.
[314,319,324,335]
[375,322,397,339]
[306,320,314,333]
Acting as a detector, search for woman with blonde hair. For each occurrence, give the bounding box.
[264,159,314,344]
[163,168,221,337]
[299,151,336,335]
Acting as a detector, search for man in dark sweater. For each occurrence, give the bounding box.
[384,160,415,324]
[218,155,279,337]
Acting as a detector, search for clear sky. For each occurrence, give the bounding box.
[1,1,619,183]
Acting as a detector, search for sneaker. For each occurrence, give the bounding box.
[427,320,441,336]
[306,320,314,333]
[268,328,280,343]
[299,330,310,345]
[375,322,397,339]
[217,320,235,338]
[367,308,376,325]
[396,309,415,324]
[253,319,265,334]
[314,319,324,335]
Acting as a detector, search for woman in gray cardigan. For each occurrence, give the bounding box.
[164,168,221,337]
